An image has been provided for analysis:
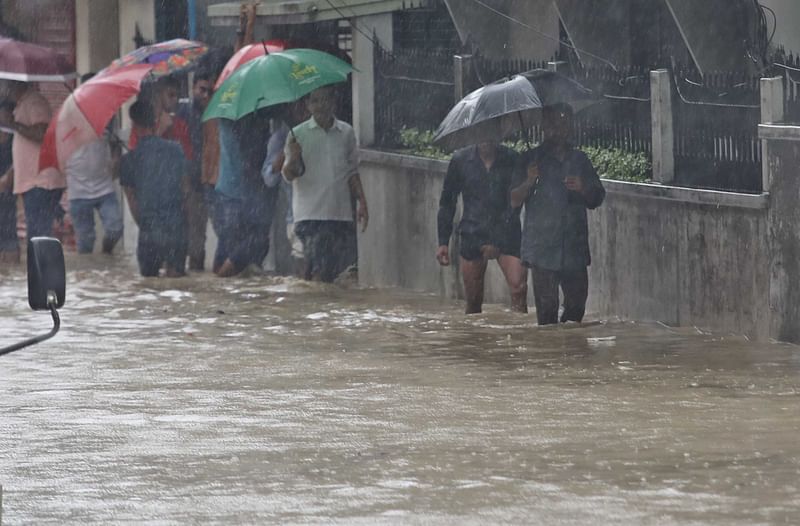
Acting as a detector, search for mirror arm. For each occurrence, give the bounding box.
[0,292,61,357]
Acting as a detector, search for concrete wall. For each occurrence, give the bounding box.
[760,125,800,342]
[588,183,769,339]
[358,149,777,339]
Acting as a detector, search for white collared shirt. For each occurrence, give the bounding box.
[285,117,358,223]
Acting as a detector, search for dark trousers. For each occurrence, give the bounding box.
[137,227,187,277]
[294,220,356,283]
[531,265,589,325]
[22,187,63,239]
[185,185,208,270]
[215,184,277,273]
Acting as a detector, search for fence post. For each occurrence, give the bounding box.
[547,61,567,73]
[760,77,784,193]
[351,14,393,147]
[650,69,675,184]
[454,54,473,103]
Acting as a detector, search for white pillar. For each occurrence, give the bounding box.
[351,13,393,147]
[761,77,784,193]
[650,69,675,184]
[75,0,120,75]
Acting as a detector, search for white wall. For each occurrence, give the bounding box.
[75,0,121,75]
[118,0,156,56]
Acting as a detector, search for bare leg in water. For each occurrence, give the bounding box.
[497,254,528,313]
[460,256,488,314]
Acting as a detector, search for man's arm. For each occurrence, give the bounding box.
[235,3,258,51]
[565,155,605,209]
[436,157,463,265]
[0,168,13,193]
[261,130,287,187]
[282,134,304,181]
[510,160,538,208]
[11,122,47,143]
[348,173,368,232]
[0,101,48,143]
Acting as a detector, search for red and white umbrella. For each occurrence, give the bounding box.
[214,40,286,90]
[0,37,76,82]
[39,64,153,172]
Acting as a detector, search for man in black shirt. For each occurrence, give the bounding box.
[437,141,528,314]
[511,104,605,325]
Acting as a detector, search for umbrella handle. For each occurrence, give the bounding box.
[516,111,533,149]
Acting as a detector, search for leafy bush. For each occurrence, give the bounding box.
[397,128,450,160]
[396,127,652,183]
[581,146,651,183]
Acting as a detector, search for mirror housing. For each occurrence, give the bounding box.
[27,237,66,311]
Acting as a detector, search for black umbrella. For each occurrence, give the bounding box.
[433,75,543,152]
[519,69,598,113]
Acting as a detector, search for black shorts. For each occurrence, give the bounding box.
[459,231,521,261]
[294,220,356,282]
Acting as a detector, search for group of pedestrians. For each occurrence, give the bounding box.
[120,77,367,282]
[0,67,368,286]
[0,57,603,326]
[437,104,606,325]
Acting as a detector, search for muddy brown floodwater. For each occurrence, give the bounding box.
[1,255,799,524]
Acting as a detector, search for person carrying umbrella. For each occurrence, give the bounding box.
[0,80,66,239]
[432,75,542,314]
[510,103,605,325]
[282,86,368,283]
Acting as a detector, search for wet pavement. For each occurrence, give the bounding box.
[1,256,800,524]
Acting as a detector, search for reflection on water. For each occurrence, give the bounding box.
[1,256,799,524]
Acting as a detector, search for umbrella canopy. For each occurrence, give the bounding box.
[203,48,353,122]
[433,75,543,152]
[101,39,208,79]
[520,69,598,112]
[39,64,154,172]
[0,38,76,82]
[214,40,287,90]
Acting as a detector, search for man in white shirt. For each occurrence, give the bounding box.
[282,86,368,282]
[65,135,123,254]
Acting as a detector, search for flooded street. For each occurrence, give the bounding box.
[1,257,799,525]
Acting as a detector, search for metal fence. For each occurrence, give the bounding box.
[374,43,454,147]
[373,45,800,193]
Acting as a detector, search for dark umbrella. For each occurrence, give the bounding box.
[433,75,543,152]
[519,69,598,112]
[0,38,76,82]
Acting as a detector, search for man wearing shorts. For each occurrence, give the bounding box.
[437,142,527,314]
[282,87,368,283]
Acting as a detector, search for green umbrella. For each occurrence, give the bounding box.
[202,48,354,122]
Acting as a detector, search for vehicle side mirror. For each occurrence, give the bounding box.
[28,237,66,310]
[1,238,66,357]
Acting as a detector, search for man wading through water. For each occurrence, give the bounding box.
[511,104,605,325]
[282,86,368,283]
[436,141,528,314]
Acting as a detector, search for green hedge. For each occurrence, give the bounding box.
[396,128,652,183]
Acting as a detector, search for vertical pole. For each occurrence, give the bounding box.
[187,0,198,40]
[761,77,784,193]
[352,14,392,147]
[651,69,675,184]
[454,54,473,103]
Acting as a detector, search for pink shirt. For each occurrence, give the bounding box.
[13,89,65,195]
